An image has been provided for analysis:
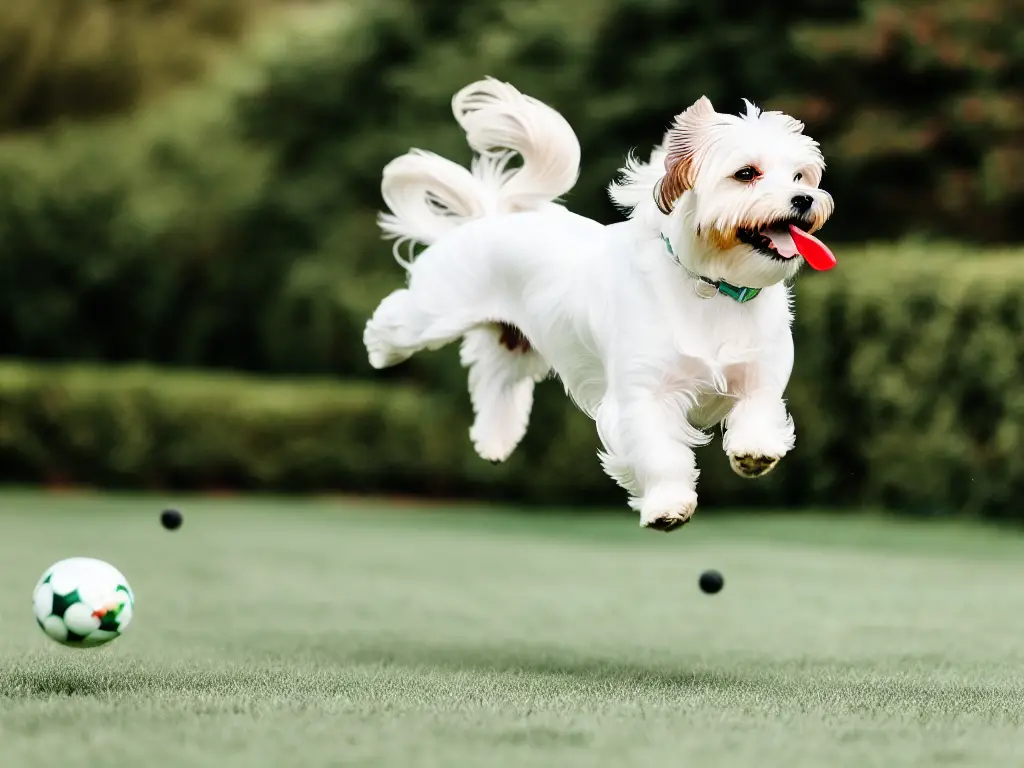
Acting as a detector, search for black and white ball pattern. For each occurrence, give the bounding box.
[33,558,134,647]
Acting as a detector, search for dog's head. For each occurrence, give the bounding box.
[656,97,835,288]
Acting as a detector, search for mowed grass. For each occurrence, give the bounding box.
[2,494,1024,767]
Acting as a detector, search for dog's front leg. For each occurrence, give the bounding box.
[722,332,796,479]
[616,392,703,532]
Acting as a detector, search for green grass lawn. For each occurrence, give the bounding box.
[2,493,1024,767]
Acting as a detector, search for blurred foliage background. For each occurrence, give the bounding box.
[0,0,1022,519]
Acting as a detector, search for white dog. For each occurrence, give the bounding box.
[364,78,836,531]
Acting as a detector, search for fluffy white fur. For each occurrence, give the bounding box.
[365,78,834,531]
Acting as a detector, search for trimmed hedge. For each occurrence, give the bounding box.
[0,362,613,504]
[0,363,455,494]
[1,244,1023,520]
[785,244,1024,520]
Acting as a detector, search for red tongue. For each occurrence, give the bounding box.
[789,225,836,271]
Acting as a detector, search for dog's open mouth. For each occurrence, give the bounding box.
[737,219,836,271]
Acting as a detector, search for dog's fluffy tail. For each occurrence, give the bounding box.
[370,78,577,464]
[452,78,581,212]
[378,77,581,267]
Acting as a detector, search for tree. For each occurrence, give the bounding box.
[786,0,1024,242]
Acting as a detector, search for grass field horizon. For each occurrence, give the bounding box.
[2,493,1023,767]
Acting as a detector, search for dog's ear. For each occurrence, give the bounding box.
[656,96,717,214]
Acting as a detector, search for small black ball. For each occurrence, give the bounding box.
[160,508,183,531]
[698,569,723,594]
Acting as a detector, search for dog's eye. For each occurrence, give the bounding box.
[794,172,803,182]
[733,166,759,182]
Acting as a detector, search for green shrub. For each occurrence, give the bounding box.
[0,3,367,374]
[0,0,272,132]
[0,67,287,369]
[0,361,613,503]
[0,0,347,132]
[0,362,452,493]
[785,244,1024,520]
[783,0,1024,243]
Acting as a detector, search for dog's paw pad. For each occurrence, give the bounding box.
[638,484,698,533]
[643,514,692,533]
[729,453,780,479]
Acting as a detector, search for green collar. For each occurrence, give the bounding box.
[659,233,761,304]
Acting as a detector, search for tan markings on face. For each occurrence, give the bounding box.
[705,227,741,250]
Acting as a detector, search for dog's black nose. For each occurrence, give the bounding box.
[791,194,813,214]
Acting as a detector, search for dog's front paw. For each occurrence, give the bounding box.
[723,404,793,480]
[637,483,698,533]
[728,452,781,479]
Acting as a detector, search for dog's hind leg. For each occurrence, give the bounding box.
[461,324,549,463]
[364,288,475,369]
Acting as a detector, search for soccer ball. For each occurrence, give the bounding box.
[33,557,135,647]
